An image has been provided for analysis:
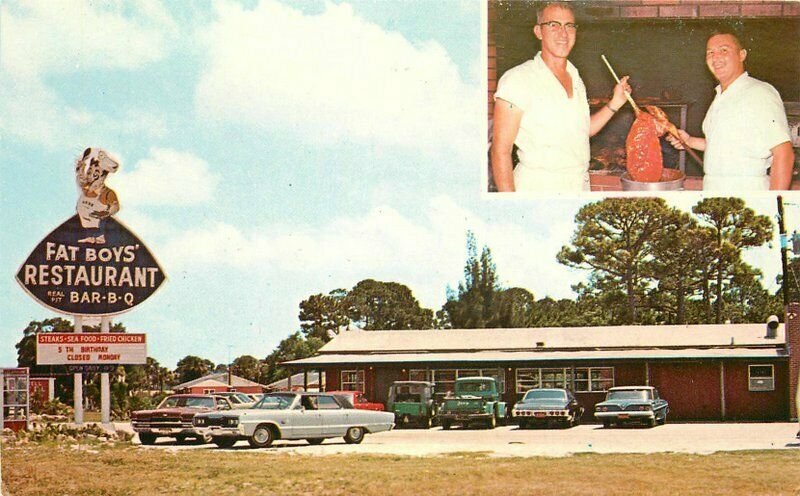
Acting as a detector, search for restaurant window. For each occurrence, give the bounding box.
[515,368,569,392]
[340,370,364,392]
[748,365,774,392]
[410,368,505,396]
[574,367,614,392]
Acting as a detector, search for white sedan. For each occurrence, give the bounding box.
[193,392,395,448]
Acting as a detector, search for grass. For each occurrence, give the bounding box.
[2,443,800,495]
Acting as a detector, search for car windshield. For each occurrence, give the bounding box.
[607,390,652,401]
[459,382,490,393]
[159,396,214,408]
[254,394,295,410]
[524,390,566,401]
[232,393,252,403]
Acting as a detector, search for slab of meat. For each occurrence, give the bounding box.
[626,112,663,182]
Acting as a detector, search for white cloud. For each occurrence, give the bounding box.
[0,0,177,149]
[153,195,584,312]
[1,0,176,77]
[195,0,481,158]
[111,148,219,207]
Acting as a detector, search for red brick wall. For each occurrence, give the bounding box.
[787,302,800,419]
[724,361,789,420]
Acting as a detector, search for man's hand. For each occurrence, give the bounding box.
[665,129,691,150]
[609,75,631,111]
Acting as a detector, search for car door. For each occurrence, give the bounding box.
[290,395,324,438]
[316,395,349,437]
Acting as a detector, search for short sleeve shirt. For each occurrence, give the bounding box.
[494,53,591,176]
[702,72,791,188]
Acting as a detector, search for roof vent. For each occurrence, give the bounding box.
[765,315,779,339]
[536,341,545,348]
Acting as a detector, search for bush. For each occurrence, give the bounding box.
[35,399,73,417]
[3,422,133,446]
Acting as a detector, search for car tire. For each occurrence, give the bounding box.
[214,437,237,449]
[344,426,365,444]
[195,433,212,444]
[649,416,658,428]
[575,411,583,426]
[658,412,667,425]
[424,416,432,429]
[174,435,189,444]
[249,425,276,448]
[602,420,612,429]
[306,438,324,445]
[487,415,496,429]
[138,433,157,445]
[441,420,452,430]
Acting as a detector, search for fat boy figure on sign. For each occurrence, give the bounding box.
[75,147,120,244]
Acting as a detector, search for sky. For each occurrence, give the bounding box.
[0,0,794,370]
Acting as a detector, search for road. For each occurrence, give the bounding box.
[126,422,800,457]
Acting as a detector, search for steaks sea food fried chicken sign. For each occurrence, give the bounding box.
[37,333,147,365]
[16,215,165,316]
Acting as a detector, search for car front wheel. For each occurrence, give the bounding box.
[306,438,324,445]
[344,426,365,444]
[249,425,276,448]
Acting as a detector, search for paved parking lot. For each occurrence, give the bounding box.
[129,422,800,457]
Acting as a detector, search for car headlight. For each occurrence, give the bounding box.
[225,417,239,427]
[193,417,206,426]
[637,405,651,411]
[597,406,607,412]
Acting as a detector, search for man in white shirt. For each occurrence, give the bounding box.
[667,30,794,191]
[491,1,631,193]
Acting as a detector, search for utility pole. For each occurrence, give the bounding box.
[778,195,789,307]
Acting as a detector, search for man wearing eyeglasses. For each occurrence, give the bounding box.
[492,1,631,193]
[665,30,794,191]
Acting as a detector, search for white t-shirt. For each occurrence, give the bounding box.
[702,72,791,191]
[494,52,591,192]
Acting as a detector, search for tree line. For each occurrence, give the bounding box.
[15,197,787,415]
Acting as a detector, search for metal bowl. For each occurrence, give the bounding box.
[620,169,685,191]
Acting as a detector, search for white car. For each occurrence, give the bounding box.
[193,392,395,448]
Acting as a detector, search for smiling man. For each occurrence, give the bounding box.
[667,30,794,191]
[491,1,631,193]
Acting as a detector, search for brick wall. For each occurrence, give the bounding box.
[787,302,800,419]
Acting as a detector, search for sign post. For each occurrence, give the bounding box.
[16,148,165,426]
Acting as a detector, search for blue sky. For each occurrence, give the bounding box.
[0,0,788,369]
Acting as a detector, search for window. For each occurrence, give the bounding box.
[516,367,615,394]
[409,368,505,395]
[573,367,614,392]
[316,395,341,410]
[748,365,775,392]
[340,370,364,392]
[203,388,215,394]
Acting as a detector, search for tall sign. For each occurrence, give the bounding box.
[15,147,166,426]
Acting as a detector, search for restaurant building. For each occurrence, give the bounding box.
[286,304,800,422]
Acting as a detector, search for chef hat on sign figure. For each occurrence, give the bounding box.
[74,147,121,244]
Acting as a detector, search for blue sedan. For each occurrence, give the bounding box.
[594,386,669,428]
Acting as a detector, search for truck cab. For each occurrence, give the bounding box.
[437,377,506,430]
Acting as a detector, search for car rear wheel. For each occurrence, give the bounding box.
[602,420,612,429]
[344,426,365,444]
[213,437,237,449]
[249,425,276,448]
[306,438,324,445]
[138,433,157,445]
[441,420,452,430]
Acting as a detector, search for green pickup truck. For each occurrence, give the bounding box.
[438,377,507,429]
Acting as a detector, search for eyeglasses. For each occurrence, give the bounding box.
[538,21,578,32]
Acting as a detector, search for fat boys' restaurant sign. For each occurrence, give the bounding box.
[16,147,165,316]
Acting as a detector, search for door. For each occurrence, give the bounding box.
[290,395,324,438]
[316,395,349,436]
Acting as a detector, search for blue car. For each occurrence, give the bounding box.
[594,386,669,428]
[512,388,584,428]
